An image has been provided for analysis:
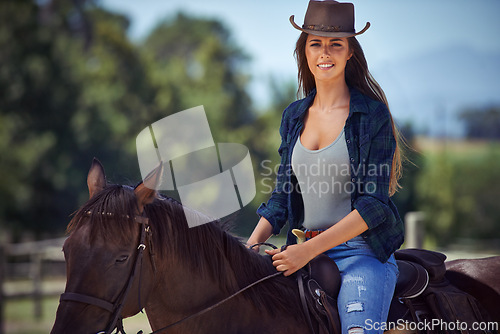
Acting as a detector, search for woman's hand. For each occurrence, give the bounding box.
[265,244,314,276]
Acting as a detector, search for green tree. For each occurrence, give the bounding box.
[0,0,155,238]
[0,3,266,239]
[234,76,297,235]
[69,7,156,181]
[141,12,254,135]
[0,0,84,237]
[139,13,264,234]
[416,146,500,247]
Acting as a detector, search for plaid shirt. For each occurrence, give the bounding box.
[257,87,404,263]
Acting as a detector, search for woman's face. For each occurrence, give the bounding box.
[305,35,352,84]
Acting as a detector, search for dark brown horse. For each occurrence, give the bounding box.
[446,257,500,321]
[51,159,500,333]
[51,159,308,334]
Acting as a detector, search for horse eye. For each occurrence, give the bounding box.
[116,255,129,264]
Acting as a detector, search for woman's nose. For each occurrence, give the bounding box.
[321,45,330,57]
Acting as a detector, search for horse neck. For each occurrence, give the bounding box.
[160,257,235,309]
[145,218,240,314]
[142,202,308,332]
[145,263,304,334]
[146,202,253,311]
[145,254,244,331]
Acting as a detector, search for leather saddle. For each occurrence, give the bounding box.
[388,249,435,324]
[297,254,342,334]
[297,249,441,334]
[298,248,494,334]
[388,249,494,333]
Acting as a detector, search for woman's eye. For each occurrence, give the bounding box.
[116,255,129,264]
[310,43,321,47]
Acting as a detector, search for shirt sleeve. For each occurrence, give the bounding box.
[352,104,398,230]
[256,104,296,235]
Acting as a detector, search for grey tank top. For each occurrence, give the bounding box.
[291,129,352,230]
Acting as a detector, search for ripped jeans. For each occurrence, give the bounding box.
[324,236,398,334]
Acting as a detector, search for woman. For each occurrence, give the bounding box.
[247,1,404,333]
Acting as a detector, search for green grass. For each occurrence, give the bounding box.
[5,297,60,334]
[4,296,151,334]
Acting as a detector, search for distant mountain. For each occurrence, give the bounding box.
[371,46,500,137]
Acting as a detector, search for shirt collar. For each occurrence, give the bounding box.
[290,86,369,121]
[348,86,370,115]
[290,89,316,121]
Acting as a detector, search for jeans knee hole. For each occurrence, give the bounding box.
[346,301,364,313]
[348,327,364,334]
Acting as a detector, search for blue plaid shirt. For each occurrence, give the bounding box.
[257,87,404,263]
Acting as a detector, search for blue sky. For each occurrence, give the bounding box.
[100,0,500,130]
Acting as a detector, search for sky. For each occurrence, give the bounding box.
[99,0,500,131]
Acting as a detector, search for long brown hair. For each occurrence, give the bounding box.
[294,32,403,195]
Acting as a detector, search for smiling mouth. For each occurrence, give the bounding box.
[317,64,334,69]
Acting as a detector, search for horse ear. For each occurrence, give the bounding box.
[87,158,107,199]
[134,162,163,213]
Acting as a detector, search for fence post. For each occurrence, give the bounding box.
[31,253,43,320]
[0,245,5,334]
[404,211,425,249]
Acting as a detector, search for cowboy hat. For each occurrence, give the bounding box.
[290,0,370,38]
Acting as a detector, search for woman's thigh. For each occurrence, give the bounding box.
[326,238,398,334]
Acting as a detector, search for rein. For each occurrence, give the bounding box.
[60,213,152,334]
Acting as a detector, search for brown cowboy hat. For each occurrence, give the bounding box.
[290,0,370,38]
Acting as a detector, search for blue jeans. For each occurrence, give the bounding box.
[324,236,399,334]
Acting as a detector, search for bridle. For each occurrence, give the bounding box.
[59,212,282,334]
[59,212,154,334]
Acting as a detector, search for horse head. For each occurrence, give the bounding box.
[51,159,161,334]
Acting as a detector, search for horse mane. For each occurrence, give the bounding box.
[67,185,139,243]
[67,184,305,319]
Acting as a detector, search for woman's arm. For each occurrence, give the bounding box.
[266,209,368,276]
[246,216,274,248]
[304,209,368,255]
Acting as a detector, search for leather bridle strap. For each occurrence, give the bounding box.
[298,272,316,334]
[104,216,148,334]
[60,292,114,313]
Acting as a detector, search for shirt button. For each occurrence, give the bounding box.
[346,139,351,144]
[350,158,355,162]
[351,177,356,182]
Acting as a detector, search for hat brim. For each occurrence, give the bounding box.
[289,15,370,38]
